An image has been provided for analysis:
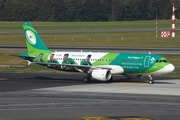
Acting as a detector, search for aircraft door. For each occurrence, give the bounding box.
[144,56,151,67]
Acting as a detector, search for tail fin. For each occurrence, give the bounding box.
[22,22,50,54]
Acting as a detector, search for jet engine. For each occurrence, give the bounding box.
[91,69,111,81]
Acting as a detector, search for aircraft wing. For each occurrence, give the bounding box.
[33,62,112,73]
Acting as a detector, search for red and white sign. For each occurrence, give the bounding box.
[161,31,171,37]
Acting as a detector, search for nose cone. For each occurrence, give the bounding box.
[163,64,175,74]
[164,64,175,73]
[152,63,175,75]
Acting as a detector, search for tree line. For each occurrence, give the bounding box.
[0,0,179,21]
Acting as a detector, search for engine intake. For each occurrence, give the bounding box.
[91,69,111,81]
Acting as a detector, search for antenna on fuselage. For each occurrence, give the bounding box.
[149,51,151,54]
[81,50,83,52]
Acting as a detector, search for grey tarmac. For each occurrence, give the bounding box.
[0,72,180,120]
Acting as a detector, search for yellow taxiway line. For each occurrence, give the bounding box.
[0,78,7,80]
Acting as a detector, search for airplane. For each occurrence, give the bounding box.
[19,22,175,84]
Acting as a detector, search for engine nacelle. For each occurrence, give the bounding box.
[91,69,111,81]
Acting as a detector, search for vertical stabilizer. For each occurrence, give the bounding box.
[22,22,50,54]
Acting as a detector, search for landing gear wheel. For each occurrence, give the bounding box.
[149,80,154,84]
[83,77,91,83]
[148,75,154,84]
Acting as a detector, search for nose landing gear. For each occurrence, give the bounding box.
[148,75,154,84]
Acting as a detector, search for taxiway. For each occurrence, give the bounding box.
[0,73,180,120]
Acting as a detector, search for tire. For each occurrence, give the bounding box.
[83,77,91,83]
[149,80,154,84]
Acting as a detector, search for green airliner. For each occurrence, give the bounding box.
[19,22,175,84]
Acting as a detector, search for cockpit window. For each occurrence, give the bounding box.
[156,59,168,63]
[163,60,168,62]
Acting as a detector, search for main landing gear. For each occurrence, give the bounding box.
[148,75,154,84]
[83,77,91,83]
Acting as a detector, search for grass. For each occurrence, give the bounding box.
[40,32,180,48]
[0,65,63,74]
[1,31,180,47]
[0,20,180,47]
[0,20,177,31]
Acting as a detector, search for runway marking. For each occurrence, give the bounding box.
[74,116,155,120]
[74,116,113,120]
[0,78,7,80]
